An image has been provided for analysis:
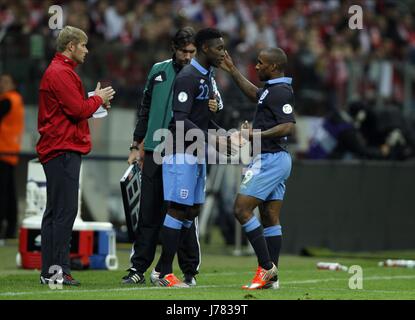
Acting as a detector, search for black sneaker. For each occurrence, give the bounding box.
[121,269,145,285]
[40,273,80,286]
[183,274,196,286]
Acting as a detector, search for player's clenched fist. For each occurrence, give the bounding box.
[208,98,218,112]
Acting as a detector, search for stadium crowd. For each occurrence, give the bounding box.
[1,0,415,160]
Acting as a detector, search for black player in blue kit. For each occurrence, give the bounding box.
[155,28,229,287]
[221,47,296,289]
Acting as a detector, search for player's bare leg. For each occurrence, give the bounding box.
[234,194,277,289]
[234,194,262,225]
[259,200,282,227]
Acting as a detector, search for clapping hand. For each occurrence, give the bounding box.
[95,82,116,109]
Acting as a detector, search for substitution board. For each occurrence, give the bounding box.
[120,163,141,241]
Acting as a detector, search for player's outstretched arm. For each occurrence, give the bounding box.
[253,122,295,139]
[220,51,258,103]
[206,120,237,156]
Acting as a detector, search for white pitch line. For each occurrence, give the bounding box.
[1,275,414,297]
[0,285,229,297]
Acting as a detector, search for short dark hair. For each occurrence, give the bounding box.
[172,27,195,49]
[194,28,223,51]
[263,47,288,72]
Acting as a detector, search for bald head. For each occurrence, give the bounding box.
[261,48,287,73]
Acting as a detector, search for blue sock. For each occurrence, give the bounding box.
[159,214,183,277]
[243,216,272,270]
[264,225,282,267]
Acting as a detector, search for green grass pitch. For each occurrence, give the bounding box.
[0,235,414,300]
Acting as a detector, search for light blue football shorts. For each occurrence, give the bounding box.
[239,151,292,201]
[162,153,206,206]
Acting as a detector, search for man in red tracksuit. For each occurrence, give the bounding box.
[37,26,115,286]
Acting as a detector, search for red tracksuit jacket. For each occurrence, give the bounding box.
[36,53,103,163]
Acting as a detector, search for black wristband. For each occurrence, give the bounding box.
[129,145,139,151]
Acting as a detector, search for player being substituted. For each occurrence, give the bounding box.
[221,47,296,290]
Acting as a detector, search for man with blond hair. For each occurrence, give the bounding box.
[37,26,115,286]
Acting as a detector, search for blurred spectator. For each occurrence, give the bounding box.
[0,0,414,161]
[245,7,277,50]
[0,73,24,239]
[306,102,390,160]
[66,1,90,32]
[353,101,415,160]
[122,2,147,45]
[104,0,127,40]
[216,0,242,38]
[89,0,109,39]
[192,0,218,28]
